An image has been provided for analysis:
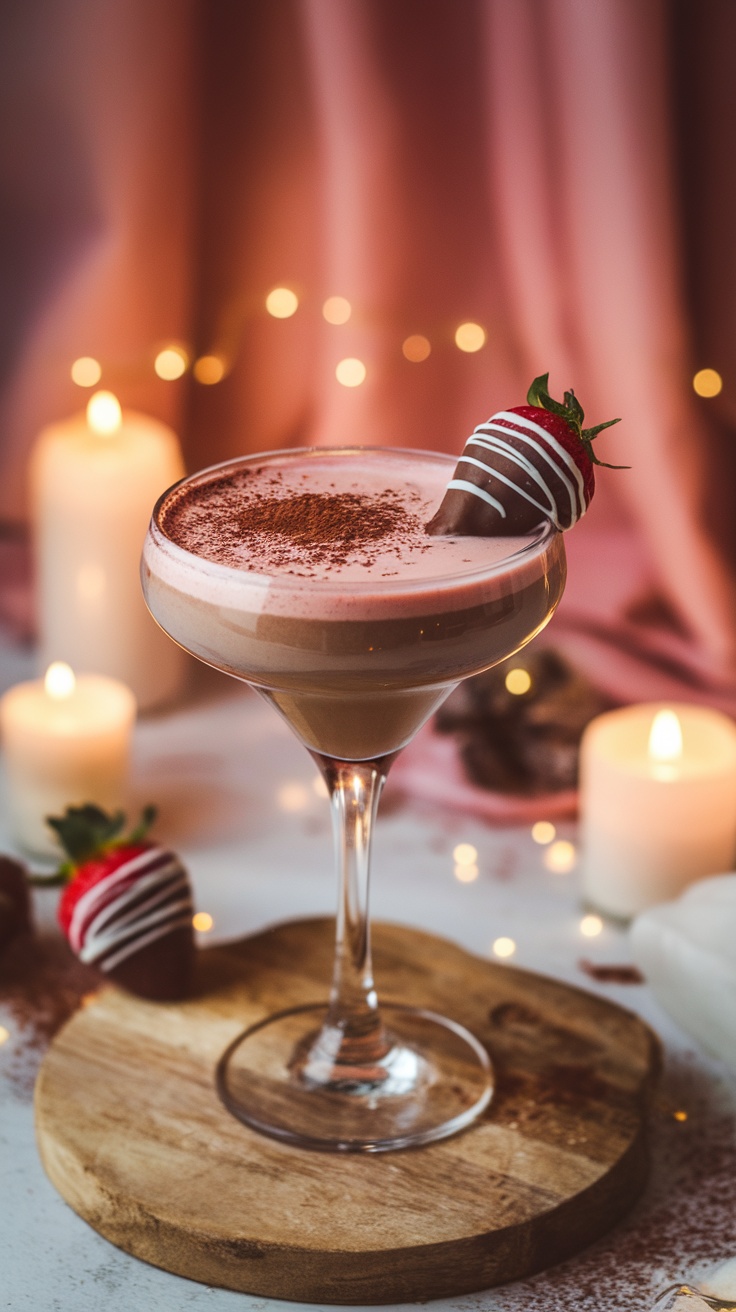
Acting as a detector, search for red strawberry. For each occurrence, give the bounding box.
[426,373,623,537]
[52,805,195,1002]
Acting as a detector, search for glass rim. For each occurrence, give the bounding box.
[149,445,561,595]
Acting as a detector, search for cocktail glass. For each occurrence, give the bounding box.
[142,447,566,1152]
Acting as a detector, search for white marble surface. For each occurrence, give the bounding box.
[1,646,735,1312]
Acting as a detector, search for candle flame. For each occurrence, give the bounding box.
[648,709,683,763]
[87,390,122,436]
[45,662,76,700]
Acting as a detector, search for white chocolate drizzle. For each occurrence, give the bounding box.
[452,409,588,530]
[68,847,193,973]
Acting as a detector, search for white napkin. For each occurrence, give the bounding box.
[630,874,736,1069]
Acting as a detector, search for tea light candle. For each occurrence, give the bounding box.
[0,663,136,856]
[31,391,186,711]
[580,703,736,919]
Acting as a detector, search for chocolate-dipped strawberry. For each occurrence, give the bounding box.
[51,804,195,1001]
[427,374,622,537]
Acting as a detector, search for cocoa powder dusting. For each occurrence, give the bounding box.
[234,491,410,569]
[0,932,101,1099]
[162,469,427,575]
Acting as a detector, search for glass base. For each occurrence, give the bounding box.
[216,1002,494,1153]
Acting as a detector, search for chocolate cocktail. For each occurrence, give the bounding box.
[142,444,566,1151]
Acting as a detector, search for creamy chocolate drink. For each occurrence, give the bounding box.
[142,448,566,760]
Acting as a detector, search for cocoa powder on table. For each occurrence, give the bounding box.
[484,1055,736,1312]
[0,933,101,1099]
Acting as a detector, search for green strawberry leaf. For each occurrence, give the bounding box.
[45,803,158,875]
[129,804,158,843]
[527,373,627,468]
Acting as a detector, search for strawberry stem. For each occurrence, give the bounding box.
[46,803,158,877]
[527,373,627,469]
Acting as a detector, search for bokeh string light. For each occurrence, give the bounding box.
[154,346,188,380]
[68,289,492,392]
[322,296,351,325]
[70,357,102,387]
[336,357,367,387]
[692,368,723,398]
[69,295,728,409]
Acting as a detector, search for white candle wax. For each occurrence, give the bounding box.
[31,392,186,711]
[0,664,136,856]
[580,703,736,919]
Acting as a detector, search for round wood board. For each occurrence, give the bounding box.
[35,918,660,1304]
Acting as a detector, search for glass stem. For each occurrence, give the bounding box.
[316,757,392,1071]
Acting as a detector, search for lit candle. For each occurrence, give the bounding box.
[579,703,736,919]
[0,663,136,856]
[30,391,186,711]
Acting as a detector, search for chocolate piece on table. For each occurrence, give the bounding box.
[0,856,33,953]
[435,650,613,796]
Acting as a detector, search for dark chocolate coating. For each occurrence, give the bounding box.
[427,428,580,536]
[107,924,195,1001]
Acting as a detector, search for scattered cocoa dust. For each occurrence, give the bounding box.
[0,933,101,1099]
[448,1055,736,1312]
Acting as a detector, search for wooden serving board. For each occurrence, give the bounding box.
[35,919,660,1305]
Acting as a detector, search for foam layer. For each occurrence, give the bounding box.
[145,449,556,622]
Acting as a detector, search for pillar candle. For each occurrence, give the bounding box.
[580,703,736,919]
[0,662,136,856]
[31,391,186,711]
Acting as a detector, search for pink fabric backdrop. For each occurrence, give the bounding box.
[1,0,734,710]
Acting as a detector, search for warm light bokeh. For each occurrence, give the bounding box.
[154,346,188,380]
[193,354,226,384]
[492,936,516,958]
[544,840,577,873]
[580,914,603,938]
[323,296,351,324]
[402,334,431,362]
[692,368,723,398]
[71,357,102,388]
[505,668,532,695]
[266,287,299,318]
[336,357,366,387]
[531,821,556,845]
[454,322,486,353]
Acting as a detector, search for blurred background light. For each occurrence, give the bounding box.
[454,322,486,353]
[71,357,102,388]
[323,296,351,324]
[692,367,723,397]
[154,346,188,380]
[402,334,431,362]
[336,357,366,387]
[193,354,226,384]
[266,287,299,318]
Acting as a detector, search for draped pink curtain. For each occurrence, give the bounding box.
[1,0,734,706]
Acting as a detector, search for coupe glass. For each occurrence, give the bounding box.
[142,447,566,1152]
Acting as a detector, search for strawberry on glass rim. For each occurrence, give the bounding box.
[426,373,624,538]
